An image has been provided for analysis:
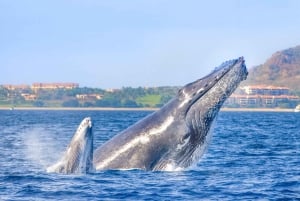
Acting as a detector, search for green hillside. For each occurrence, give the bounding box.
[136,95,161,107]
[242,45,300,94]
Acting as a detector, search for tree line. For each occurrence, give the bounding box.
[0,86,180,108]
[1,85,298,108]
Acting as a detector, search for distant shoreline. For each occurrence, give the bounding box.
[0,106,294,112]
[0,106,158,111]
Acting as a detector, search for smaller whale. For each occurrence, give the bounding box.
[47,117,93,174]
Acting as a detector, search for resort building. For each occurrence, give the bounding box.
[21,93,37,101]
[226,94,299,107]
[1,84,30,90]
[31,83,79,91]
[105,88,120,93]
[241,85,289,96]
[76,94,103,101]
[225,85,299,107]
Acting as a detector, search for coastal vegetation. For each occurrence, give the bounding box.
[0,83,298,109]
[0,85,179,108]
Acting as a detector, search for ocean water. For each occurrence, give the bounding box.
[0,110,299,201]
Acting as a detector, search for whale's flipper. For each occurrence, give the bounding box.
[47,117,93,174]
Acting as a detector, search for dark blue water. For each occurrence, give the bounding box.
[0,110,299,200]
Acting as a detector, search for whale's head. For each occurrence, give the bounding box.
[178,57,247,115]
[168,57,247,169]
[47,117,93,174]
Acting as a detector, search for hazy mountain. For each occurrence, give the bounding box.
[242,45,300,92]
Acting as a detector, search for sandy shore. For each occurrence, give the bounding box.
[0,106,294,112]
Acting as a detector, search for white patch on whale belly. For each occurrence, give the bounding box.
[147,116,174,136]
[95,116,174,170]
[140,136,150,144]
[178,90,191,108]
[178,88,204,108]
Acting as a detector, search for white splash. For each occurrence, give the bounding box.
[21,126,65,170]
[163,163,184,172]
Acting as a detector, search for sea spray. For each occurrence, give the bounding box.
[21,126,67,170]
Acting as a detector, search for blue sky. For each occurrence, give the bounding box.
[1,0,300,88]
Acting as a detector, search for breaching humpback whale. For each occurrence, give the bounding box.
[48,57,247,173]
